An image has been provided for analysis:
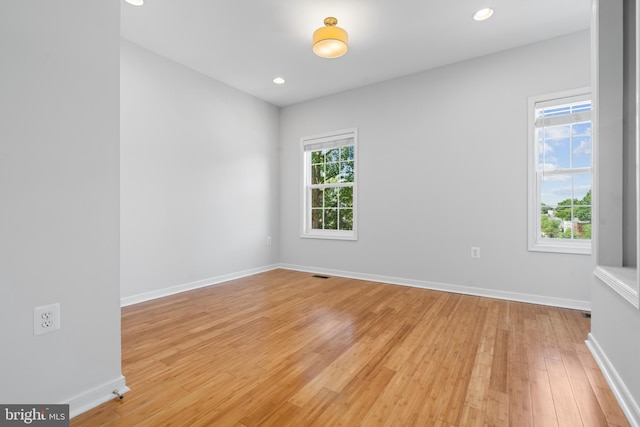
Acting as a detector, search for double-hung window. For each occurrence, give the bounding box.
[528,88,592,254]
[301,128,357,240]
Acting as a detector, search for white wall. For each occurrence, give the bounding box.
[590,284,640,425]
[120,41,280,303]
[589,1,640,424]
[0,1,124,414]
[280,31,593,308]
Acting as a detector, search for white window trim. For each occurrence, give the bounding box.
[527,87,592,255]
[300,128,358,240]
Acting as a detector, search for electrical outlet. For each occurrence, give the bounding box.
[266,236,272,245]
[34,303,60,336]
[471,247,481,259]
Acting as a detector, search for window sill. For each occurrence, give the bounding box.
[594,265,639,308]
[301,231,357,241]
[529,239,591,255]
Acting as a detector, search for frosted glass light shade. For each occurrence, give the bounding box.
[313,17,348,58]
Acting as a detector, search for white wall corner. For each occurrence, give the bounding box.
[586,333,640,427]
[68,376,129,419]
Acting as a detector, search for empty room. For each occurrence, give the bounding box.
[2,0,640,426]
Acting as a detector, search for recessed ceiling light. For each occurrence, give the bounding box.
[273,77,286,85]
[473,7,494,21]
[125,0,144,6]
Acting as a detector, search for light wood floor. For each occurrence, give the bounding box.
[72,269,629,426]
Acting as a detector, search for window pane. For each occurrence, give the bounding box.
[574,174,592,234]
[311,188,323,208]
[554,201,573,222]
[324,209,338,229]
[325,148,339,162]
[340,146,354,161]
[572,122,591,137]
[573,173,591,201]
[540,173,572,207]
[311,151,324,164]
[572,136,592,168]
[539,173,591,241]
[575,221,591,239]
[545,134,571,169]
[340,209,353,230]
[541,174,575,239]
[340,161,355,183]
[574,204,591,222]
[324,188,338,208]
[311,164,324,185]
[311,209,323,229]
[339,187,353,208]
[542,124,570,139]
[537,130,553,172]
[325,161,340,182]
[540,215,563,238]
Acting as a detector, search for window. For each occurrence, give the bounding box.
[301,128,357,240]
[528,88,592,254]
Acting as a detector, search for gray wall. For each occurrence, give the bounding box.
[280,31,593,306]
[0,1,123,410]
[120,41,280,302]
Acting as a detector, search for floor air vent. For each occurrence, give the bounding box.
[312,274,330,279]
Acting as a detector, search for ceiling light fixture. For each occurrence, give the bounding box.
[125,0,144,6]
[312,17,348,59]
[473,7,494,21]
[273,77,286,85]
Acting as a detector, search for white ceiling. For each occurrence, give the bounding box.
[120,0,590,107]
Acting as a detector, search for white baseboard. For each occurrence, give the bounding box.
[68,375,129,419]
[122,263,590,310]
[121,264,280,307]
[278,263,591,311]
[586,334,640,427]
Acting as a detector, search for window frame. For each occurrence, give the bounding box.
[527,88,592,255]
[300,128,358,240]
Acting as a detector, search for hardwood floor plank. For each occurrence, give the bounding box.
[546,356,583,426]
[383,292,452,371]
[489,328,510,394]
[528,365,560,427]
[358,360,418,425]
[560,348,609,427]
[463,300,496,412]
[578,351,631,427]
[458,405,485,427]
[70,269,630,427]
[485,389,510,427]
[310,366,396,427]
[507,326,534,427]
[538,312,562,361]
